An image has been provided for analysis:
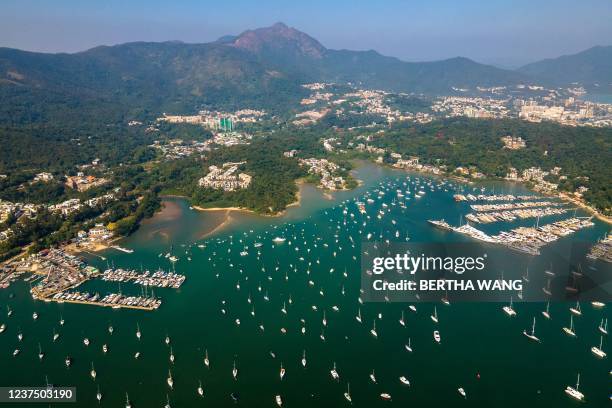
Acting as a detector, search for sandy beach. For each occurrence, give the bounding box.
[192,181,304,217]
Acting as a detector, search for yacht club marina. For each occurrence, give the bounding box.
[4,248,185,311]
[0,163,609,408]
[429,217,595,255]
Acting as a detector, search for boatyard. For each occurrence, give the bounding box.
[28,249,100,299]
[1,248,185,311]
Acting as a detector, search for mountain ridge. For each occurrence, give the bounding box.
[0,23,610,122]
[518,45,612,87]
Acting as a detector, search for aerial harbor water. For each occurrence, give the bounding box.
[0,162,609,407]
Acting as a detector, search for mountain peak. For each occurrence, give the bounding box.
[271,22,289,29]
[231,22,326,59]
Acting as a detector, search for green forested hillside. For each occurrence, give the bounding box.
[376,118,612,213]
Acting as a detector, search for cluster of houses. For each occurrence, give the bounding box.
[0,192,116,244]
[432,96,510,119]
[516,97,612,126]
[3,167,107,193]
[48,193,116,216]
[343,89,424,123]
[299,158,347,190]
[505,167,560,193]
[65,173,108,192]
[33,172,54,183]
[295,82,612,129]
[76,223,113,243]
[150,132,253,161]
[301,91,333,105]
[151,139,211,160]
[298,84,434,126]
[501,135,526,150]
[213,131,252,147]
[156,109,266,130]
[432,92,611,127]
[198,162,252,192]
[392,155,447,176]
[293,109,330,126]
[0,200,38,223]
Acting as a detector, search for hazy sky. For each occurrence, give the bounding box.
[2,0,611,67]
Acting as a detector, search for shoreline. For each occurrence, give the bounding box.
[163,161,611,235]
[556,192,612,224]
[185,180,306,238]
[379,162,611,225]
[187,178,306,218]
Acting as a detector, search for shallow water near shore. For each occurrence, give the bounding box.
[0,162,610,408]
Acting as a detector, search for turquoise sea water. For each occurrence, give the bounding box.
[0,163,610,407]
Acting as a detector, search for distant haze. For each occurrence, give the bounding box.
[2,0,611,67]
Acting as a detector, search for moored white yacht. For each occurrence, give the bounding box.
[591,336,606,358]
[167,370,173,389]
[330,362,339,381]
[344,383,352,402]
[562,315,576,337]
[542,301,550,319]
[599,318,608,335]
[502,297,516,317]
[232,360,238,380]
[564,373,584,401]
[569,301,582,316]
[523,317,540,342]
